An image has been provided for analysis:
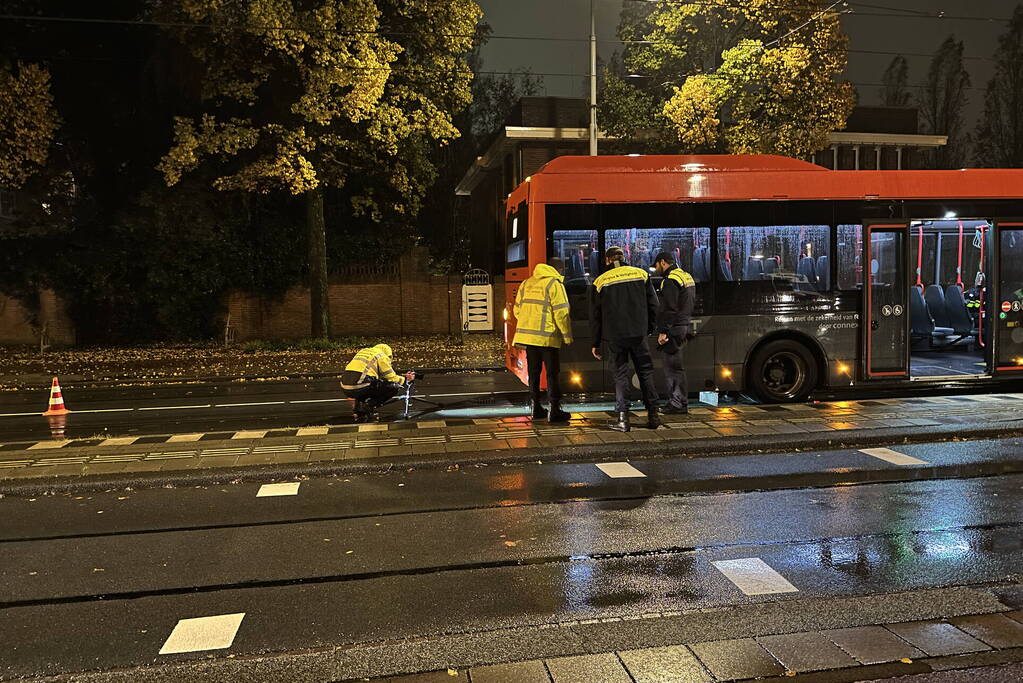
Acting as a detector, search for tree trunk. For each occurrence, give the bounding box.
[306,186,332,338]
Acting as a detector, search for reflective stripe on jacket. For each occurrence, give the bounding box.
[512,263,573,348]
[342,344,404,389]
[590,265,659,344]
[657,265,696,335]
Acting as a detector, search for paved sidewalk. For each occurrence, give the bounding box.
[1,393,1022,487]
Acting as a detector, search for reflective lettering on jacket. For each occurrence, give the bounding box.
[342,344,404,390]
[512,263,573,348]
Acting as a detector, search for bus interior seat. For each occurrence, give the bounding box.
[744,258,764,280]
[796,257,818,290]
[924,284,954,329]
[944,284,978,336]
[720,258,733,281]
[763,257,779,277]
[817,256,830,291]
[910,286,953,343]
[567,251,585,279]
[588,251,600,277]
[692,246,711,282]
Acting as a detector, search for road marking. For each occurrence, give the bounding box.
[27,440,72,450]
[289,398,346,404]
[417,420,448,429]
[99,437,138,446]
[860,447,928,466]
[138,404,212,411]
[167,433,203,442]
[232,430,267,440]
[74,408,134,414]
[0,412,38,417]
[712,557,799,596]
[217,401,286,408]
[357,423,389,433]
[256,482,301,497]
[423,390,523,397]
[159,613,245,655]
[296,426,329,436]
[596,462,647,478]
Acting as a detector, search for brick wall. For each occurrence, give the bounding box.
[227,249,505,341]
[0,289,75,346]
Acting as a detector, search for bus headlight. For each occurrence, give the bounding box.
[502,308,509,321]
[837,362,850,375]
[720,367,732,379]
[570,373,582,385]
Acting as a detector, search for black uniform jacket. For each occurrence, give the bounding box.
[656,265,696,338]
[589,264,659,345]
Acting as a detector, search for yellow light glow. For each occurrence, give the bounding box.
[837,362,850,374]
[502,308,509,321]
[1015,357,1023,366]
[570,373,582,384]
[721,367,732,378]
[525,175,532,182]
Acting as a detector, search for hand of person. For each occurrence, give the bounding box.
[404,371,416,382]
[591,347,603,360]
[658,333,668,345]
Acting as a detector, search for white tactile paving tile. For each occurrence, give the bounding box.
[159,613,245,655]
[256,482,301,497]
[166,433,204,442]
[596,462,647,478]
[99,437,139,446]
[295,426,329,436]
[713,557,799,596]
[859,447,928,466]
[232,430,268,440]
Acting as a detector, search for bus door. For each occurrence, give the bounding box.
[992,221,1023,375]
[862,222,911,379]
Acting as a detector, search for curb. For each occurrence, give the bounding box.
[3,422,1023,495]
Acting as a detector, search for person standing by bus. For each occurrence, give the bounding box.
[590,246,661,432]
[654,251,696,414]
[512,258,573,423]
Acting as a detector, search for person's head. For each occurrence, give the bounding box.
[547,257,566,275]
[654,251,675,275]
[605,246,625,268]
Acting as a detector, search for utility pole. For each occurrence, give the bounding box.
[589,0,598,156]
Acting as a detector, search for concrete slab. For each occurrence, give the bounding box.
[469,660,551,683]
[756,631,859,672]
[886,621,991,656]
[618,645,711,682]
[546,653,632,683]
[689,638,785,681]
[824,626,925,664]
[949,614,1023,649]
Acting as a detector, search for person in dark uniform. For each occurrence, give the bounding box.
[654,251,696,414]
[590,246,661,432]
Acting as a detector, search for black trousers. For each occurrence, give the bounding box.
[525,345,562,404]
[342,377,402,412]
[608,336,658,412]
[660,336,688,409]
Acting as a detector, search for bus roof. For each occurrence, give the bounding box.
[525,154,1023,203]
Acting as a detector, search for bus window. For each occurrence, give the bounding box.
[506,203,528,268]
[838,224,863,290]
[603,228,711,282]
[552,230,598,320]
[719,225,830,290]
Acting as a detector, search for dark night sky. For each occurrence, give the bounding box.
[476,0,1017,126]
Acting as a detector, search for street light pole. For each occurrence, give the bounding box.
[589,0,598,156]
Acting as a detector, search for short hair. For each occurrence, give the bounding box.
[547,257,565,274]
[605,246,625,264]
[654,251,675,265]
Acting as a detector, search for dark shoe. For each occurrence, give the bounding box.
[530,400,548,420]
[548,404,571,423]
[609,411,630,432]
[662,404,689,415]
[645,406,663,429]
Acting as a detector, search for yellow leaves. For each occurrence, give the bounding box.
[662,75,723,150]
[0,62,60,188]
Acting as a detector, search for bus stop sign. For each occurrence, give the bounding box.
[462,269,493,332]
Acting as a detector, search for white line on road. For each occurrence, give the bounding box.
[217,401,287,408]
[712,557,799,596]
[596,462,647,479]
[0,412,38,417]
[73,408,134,414]
[138,404,212,411]
[289,398,346,404]
[859,447,928,466]
[256,482,301,497]
[159,613,245,655]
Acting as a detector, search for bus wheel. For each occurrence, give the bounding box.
[748,339,818,403]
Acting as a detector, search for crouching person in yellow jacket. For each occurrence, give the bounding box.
[341,344,415,423]
[512,258,573,422]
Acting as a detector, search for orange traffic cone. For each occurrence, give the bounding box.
[42,376,71,416]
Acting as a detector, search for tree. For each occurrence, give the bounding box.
[918,35,971,169]
[975,5,1023,168]
[0,62,60,188]
[157,0,481,337]
[880,55,912,107]
[599,0,854,157]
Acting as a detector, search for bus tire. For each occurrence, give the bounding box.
[747,339,819,403]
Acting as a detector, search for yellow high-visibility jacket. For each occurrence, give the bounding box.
[342,344,404,388]
[512,263,573,348]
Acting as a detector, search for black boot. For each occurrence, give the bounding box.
[646,405,663,429]
[548,403,571,423]
[353,400,369,423]
[609,411,630,432]
[530,399,548,420]
[662,404,688,415]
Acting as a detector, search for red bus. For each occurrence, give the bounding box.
[502,154,1023,403]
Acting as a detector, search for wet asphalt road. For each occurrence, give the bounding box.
[3,440,1023,681]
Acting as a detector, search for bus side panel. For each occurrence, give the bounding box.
[505,279,528,385]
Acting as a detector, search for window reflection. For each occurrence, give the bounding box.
[603,228,712,283]
[718,225,831,291]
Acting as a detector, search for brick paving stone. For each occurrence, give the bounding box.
[305,450,347,462]
[538,436,572,447]
[567,434,603,445]
[444,441,478,453]
[885,621,991,656]
[505,438,542,449]
[389,670,468,682]
[188,456,237,469]
[689,638,785,681]
[712,427,749,437]
[596,432,634,443]
[619,645,711,682]
[272,451,311,463]
[1004,611,1023,625]
[950,614,1023,648]
[756,632,859,672]
[824,626,925,665]
[629,430,666,441]
[546,653,632,683]
[409,443,447,455]
[377,445,413,458]
[473,439,511,451]
[685,429,718,439]
[469,660,551,683]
